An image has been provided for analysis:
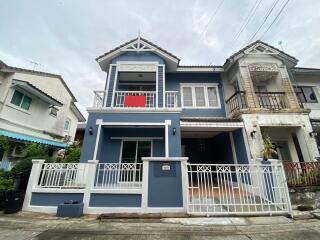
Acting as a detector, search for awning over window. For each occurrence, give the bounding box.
[11,79,63,107]
[0,130,66,148]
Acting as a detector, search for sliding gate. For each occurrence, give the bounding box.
[186,163,292,216]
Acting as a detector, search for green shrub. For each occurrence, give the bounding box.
[63,142,81,163]
[0,170,14,191]
[25,143,48,157]
[0,136,10,152]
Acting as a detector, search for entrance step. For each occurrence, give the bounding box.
[98,212,188,221]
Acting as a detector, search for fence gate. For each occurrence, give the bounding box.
[186,163,292,216]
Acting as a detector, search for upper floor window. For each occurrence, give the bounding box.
[181,84,220,108]
[64,119,71,132]
[10,90,32,110]
[294,86,318,103]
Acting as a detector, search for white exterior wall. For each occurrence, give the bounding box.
[293,74,320,120]
[241,113,319,162]
[0,71,81,143]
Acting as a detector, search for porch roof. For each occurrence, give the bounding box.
[180,118,244,131]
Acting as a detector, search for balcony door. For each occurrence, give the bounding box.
[120,140,151,182]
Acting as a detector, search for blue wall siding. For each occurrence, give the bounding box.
[99,128,165,163]
[111,52,165,64]
[106,65,117,107]
[158,65,164,108]
[232,129,249,164]
[80,112,181,162]
[148,161,183,207]
[89,194,141,207]
[165,72,226,117]
[30,193,84,206]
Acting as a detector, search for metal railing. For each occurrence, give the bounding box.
[225,91,247,114]
[37,163,87,189]
[165,91,178,108]
[283,162,320,187]
[94,163,143,189]
[256,92,286,110]
[93,90,105,108]
[114,91,156,108]
[187,163,291,215]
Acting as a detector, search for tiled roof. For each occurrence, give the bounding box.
[96,37,180,62]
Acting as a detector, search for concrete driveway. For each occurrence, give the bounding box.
[0,212,320,240]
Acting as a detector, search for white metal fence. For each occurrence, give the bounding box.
[114,91,156,108]
[186,163,291,216]
[165,91,178,108]
[37,163,87,189]
[94,163,143,189]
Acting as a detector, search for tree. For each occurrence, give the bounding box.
[63,141,81,163]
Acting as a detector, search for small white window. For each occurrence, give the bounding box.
[64,119,71,132]
[181,84,220,108]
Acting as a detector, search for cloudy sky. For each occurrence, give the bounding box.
[0,0,319,117]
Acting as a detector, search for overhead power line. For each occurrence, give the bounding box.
[202,0,225,36]
[259,0,291,39]
[247,0,280,43]
[233,0,263,41]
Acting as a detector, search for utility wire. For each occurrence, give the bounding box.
[202,0,225,36]
[247,0,280,43]
[259,0,290,39]
[234,0,263,41]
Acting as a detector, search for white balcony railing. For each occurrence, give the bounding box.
[94,163,143,189]
[93,90,105,108]
[37,163,87,189]
[165,91,178,108]
[114,91,156,108]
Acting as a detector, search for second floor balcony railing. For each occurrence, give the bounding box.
[256,92,286,110]
[226,91,247,115]
[165,91,178,108]
[114,91,156,108]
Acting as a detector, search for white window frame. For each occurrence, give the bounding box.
[64,118,71,132]
[180,83,221,109]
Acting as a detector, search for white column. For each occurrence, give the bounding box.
[229,132,238,164]
[141,160,149,212]
[93,119,102,160]
[22,159,45,211]
[83,160,98,214]
[180,158,188,211]
[164,120,171,158]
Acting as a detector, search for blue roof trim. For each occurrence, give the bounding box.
[0,130,67,148]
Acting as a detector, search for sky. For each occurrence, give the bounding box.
[0,0,319,118]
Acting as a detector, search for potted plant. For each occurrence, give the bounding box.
[261,136,277,161]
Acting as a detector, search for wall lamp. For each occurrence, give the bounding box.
[250,130,256,138]
[88,127,94,135]
[172,127,176,135]
[309,131,318,137]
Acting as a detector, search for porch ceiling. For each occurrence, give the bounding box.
[180,120,244,132]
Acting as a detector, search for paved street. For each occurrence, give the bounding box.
[0,212,320,240]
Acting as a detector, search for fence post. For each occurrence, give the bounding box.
[181,159,188,211]
[279,161,293,217]
[22,159,45,211]
[83,160,98,214]
[141,160,149,212]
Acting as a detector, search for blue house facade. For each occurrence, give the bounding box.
[23,37,309,216]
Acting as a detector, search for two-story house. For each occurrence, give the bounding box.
[0,60,85,170]
[22,37,319,217]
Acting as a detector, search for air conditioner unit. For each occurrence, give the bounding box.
[8,144,26,158]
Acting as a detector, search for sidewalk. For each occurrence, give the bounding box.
[0,211,319,239]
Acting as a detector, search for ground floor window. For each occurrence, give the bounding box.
[121,140,152,164]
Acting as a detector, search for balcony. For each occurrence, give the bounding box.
[226,91,289,115]
[93,90,179,109]
[256,92,286,110]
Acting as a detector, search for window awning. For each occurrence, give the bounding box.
[0,130,67,148]
[11,79,63,107]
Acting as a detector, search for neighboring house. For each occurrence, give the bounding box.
[0,60,85,170]
[23,37,320,216]
[291,67,320,151]
[75,122,86,146]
